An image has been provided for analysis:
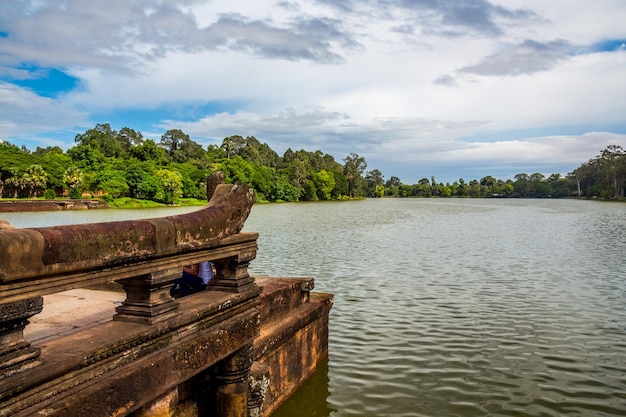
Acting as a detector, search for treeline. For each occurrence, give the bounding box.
[0,123,624,203]
[380,144,625,199]
[0,124,368,203]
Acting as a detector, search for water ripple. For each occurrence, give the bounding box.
[247,199,626,417]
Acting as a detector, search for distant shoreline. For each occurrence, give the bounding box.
[0,199,109,212]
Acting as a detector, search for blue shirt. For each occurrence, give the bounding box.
[197,261,213,285]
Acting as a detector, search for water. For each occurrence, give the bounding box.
[0,205,201,228]
[242,199,626,417]
[3,199,625,416]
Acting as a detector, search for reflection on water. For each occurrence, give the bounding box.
[271,357,336,417]
[3,200,625,416]
[245,199,626,417]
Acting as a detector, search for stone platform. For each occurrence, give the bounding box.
[24,288,125,344]
[15,277,332,417]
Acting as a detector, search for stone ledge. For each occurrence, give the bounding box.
[0,200,108,213]
[0,288,260,416]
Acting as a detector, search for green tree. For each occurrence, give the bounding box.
[416,178,431,197]
[172,162,210,199]
[117,127,144,150]
[513,173,530,197]
[91,168,129,198]
[240,136,281,168]
[67,143,106,169]
[365,169,384,197]
[313,169,336,200]
[284,158,309,199]
[4,168,24,198]
[155,169,183,204]
[74,123,127,159]
[330,170,348,199]
[24,164,48,197]
[343,153,367,198]
[597,145,625,198]
[221,135,246,159]
[159,129,205,163]
[130,139,168,163]
[42,150,71,194]
[64,166,85,199]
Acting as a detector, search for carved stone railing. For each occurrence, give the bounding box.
[0,176,264,416]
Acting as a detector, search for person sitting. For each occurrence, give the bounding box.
[171,261,213,297]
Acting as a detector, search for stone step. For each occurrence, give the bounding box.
[251,277,333,416]
[254,276,315,328]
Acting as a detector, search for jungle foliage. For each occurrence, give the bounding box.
[1,124,624,203]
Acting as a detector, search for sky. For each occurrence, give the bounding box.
[1,0,625,184]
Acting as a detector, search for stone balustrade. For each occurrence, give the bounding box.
[0,176,333,417]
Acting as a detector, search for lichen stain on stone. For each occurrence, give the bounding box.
[115,240,141,256]
[218,300,232,311]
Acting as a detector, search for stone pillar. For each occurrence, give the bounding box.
[0,297,43,378]
[114,267,180,324]
[215,343,254,417]
[209,250,256,294]
[248,362,270,417]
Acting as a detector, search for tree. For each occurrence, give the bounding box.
[313,169,336,200]
[4,168,23,198]
[330,170,348,199]
[364,169,384,197]
[64,166,85,199]
[385,176,401,188]
[159,129,205,163]
[240,136,281,168]
[513,173,530,197]
[117,127,144,149]
[130,139,168,163]
[74,123,127,159]
[221,135,246,159]
[126,165,162,200]
[598,145,625,198]
[41,150,72,194]
[24,164,48,197]
[91,168,128,198]
[416,178,431,197]
[285,158,309,198]
[155,169,183,204]
[343,153,367,198]
[67,143,106,169]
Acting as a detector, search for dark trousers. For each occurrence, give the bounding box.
[171,271,207,297]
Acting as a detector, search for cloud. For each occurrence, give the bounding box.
[459,39,573,76]
[203,14,358,63]
[1,0,625,185]
[0,0,359,77]
[0,82,89,138]
[316,0,537,37]
[367,132,626,183]
[433,74,457,86]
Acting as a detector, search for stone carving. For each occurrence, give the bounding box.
[0,176,255,288]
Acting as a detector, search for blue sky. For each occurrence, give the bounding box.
[1,0,625,184]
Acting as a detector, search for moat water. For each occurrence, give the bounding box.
[3,198,625,416]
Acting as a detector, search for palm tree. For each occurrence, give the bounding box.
[25,164,48,198]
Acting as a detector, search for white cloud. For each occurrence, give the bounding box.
[0,0,625,183]
[0,83,89,138]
